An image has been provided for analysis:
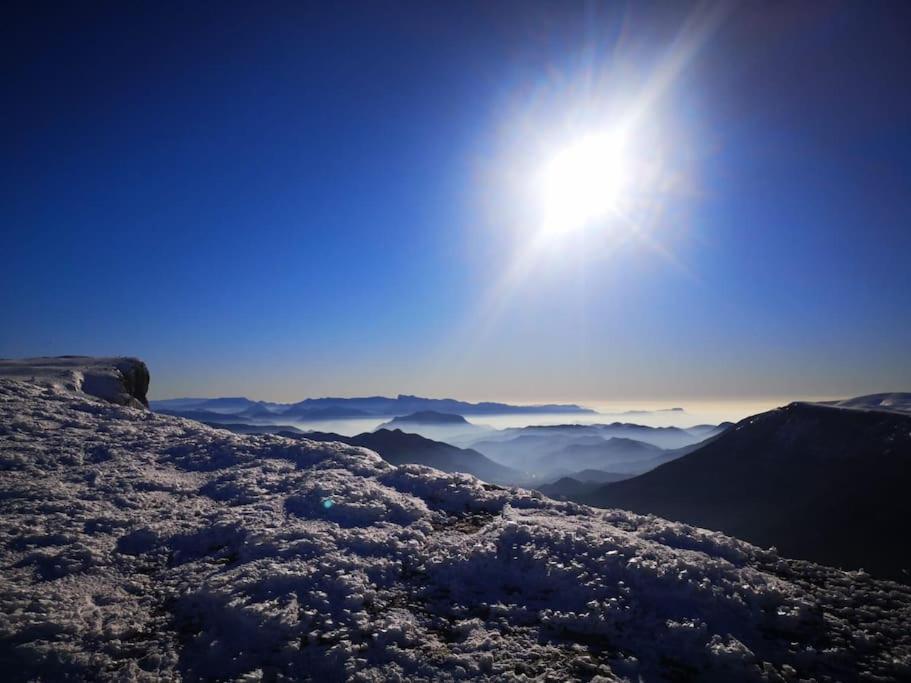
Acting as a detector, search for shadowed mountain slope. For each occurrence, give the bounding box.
[537,472,632,501]
[289,428,519,485]
[379,411,470,426]
[584,402,911,582]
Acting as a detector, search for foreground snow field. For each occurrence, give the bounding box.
[0,364,909,681]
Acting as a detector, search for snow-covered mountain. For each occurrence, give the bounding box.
[820,392,911,415]
[1,359,910,680]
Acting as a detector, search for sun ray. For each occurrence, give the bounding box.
[447,2,731,375]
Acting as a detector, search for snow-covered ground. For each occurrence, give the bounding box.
[1,362,909,681]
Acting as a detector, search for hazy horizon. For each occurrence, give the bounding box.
[150,393,830,434]
[144,370,867,408]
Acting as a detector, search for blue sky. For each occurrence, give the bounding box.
[3,1,910,402]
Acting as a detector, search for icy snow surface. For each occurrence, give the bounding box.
[0,356,150,409]
[1,374,910,681]
[821,393,911,416]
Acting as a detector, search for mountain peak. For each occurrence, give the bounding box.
[386,410,469,425]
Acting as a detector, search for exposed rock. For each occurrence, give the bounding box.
[0,356,150,408]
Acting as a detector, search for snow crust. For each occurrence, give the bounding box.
[0,356,149,408]
[1,374,910,681]
[821,393,911,415]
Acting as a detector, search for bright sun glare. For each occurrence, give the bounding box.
[536,129,630,237]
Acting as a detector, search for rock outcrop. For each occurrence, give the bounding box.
[0,356,150,408]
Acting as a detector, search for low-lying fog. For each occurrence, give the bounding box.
[287,399,787,436]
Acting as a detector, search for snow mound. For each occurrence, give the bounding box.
[822,392,911,415]
[0,356,149,408]
[0,372,909,681]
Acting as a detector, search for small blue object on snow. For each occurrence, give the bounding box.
[322,498,334,510]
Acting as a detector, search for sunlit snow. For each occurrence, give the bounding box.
[0,361,909,680]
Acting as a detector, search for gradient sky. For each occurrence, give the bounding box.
[3,1,910,402]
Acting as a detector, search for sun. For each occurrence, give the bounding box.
[535,130,629,237]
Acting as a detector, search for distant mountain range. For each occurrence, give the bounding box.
[472,422,731,451]
[203,415,721,487]
[207,422,520,485]
[583,400,911,583]
[375,411,489,442]
[154,392,738,487]
[465,422,732,480]
[299,429,520,485]
[378,410,469,426]
[151,394,595,421]
[532,438,668,475]
[609,407,684,416]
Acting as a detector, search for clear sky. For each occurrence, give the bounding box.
[3,1,910,402]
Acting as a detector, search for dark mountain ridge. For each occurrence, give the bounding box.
[584,401,911,582]
[379,411,469,426]
[468,422,729,477]
[476,422,716,450]
[151,394,594,421]
[284,428,520,485]
[536,437,667,474]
